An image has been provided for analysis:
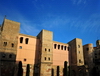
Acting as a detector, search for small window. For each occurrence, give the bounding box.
[48,49,50,52]
[86,48,89,51]
[54,44,57,49]
[79,51,80,53]
[45,48,47,51]
[95,56,97,58]
[48,57,50,60]
[58,45,60,49]
[61,45,63,50]
[78,45,80,48]
[24,58,27,61]
[20,37,23,43]
[95,53,97,55]
[9,54,12,58]
[19,46,22,49]
[2,54,6,58]
[11,43,14,47]
[68,47,69,51]
[25,38,29,44]
[4,42,7,46]
[79,59,81,63]
[64,46,66,50]
[44,57,46,60]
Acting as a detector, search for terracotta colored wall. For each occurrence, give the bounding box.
[16,34,39,64]
[53,41,69,66]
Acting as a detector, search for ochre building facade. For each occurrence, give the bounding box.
[0,18,96,76]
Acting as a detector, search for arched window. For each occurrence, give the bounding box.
[61,45,63,50]
[25,38,29,44]
[12,43,14,47]
[54,44,57,49]
[20,37,23,43]
[58,45,60,49]
[64,46,66,50]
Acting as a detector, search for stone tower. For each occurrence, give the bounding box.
[0,19,20,76]
[37,30,53,76]
[83,44,94,76]
[96,40,100,47]
[68,38,85,76]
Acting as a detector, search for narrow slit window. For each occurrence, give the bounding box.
[68,47,69,51]
[25,38,29,44]
[20,37,23,43]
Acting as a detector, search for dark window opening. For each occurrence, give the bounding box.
[12,43,14,47]
[24,58,27,61]
[68,47,69,51]
[61,45,63,50]
[45,48,47,51]
[78,45,80,48]
[9,54,12,58]
[48,57,50,60]
[4,42,7,46]
[45,57,46,60]
[86,48,89,51]
[25,38,29,44]
[54,44,57,49]
[58,45,60,49]
[95,53,97,55]
[20,37,23,43]
[95,56,97,58]
[64,46,66,50]
[79,59,81,63]
[48,49,50,52]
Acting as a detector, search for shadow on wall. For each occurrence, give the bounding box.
[0,52,29,76]
[0,52,16,76]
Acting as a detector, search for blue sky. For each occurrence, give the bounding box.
[0,0,100,46]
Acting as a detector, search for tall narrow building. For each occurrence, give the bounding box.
[68,38,85,76]
[0,19,20,76]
